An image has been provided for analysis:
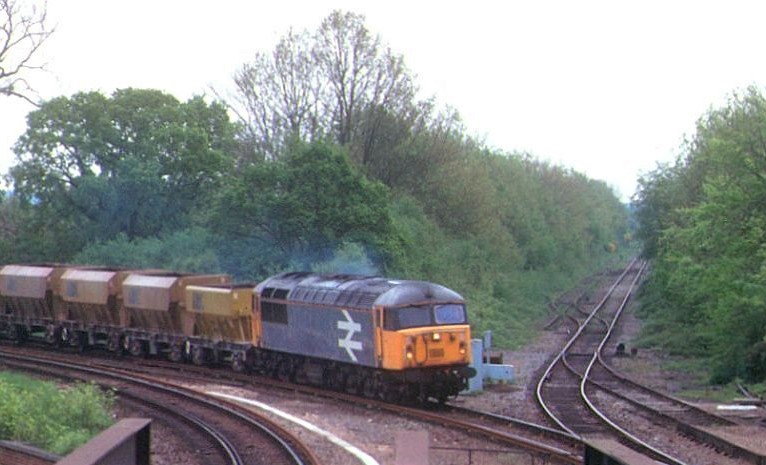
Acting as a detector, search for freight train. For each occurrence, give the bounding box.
[0,264,475,403]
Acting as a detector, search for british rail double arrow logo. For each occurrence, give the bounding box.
[337,310,362,362]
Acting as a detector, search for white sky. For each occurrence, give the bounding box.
[2,0,766,201]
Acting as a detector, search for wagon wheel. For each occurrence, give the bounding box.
[336,372,348,391]
[106,332,121,352]
[45,325,58,345]
[71,331,88,351]
[191,346,206,366]
[402,384,425,405]
[345,372,361,394]
[168,343,184,363]
[381,384,404,404]
[320,366,334,389]
[231,352,245,373]
[69,331,80,347]
[8,325,24,342]
[275,361,288,381]
[415,385,429,405]
[128,339,145,357]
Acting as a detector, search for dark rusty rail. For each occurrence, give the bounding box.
[0,349,318,465]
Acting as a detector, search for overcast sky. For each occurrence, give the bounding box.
[3,0,766,201]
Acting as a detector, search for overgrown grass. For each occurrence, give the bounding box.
[661,358,765,402]
[741,382,766,399]
[0,372,115,455]
[676,383,742,403]
[653,354,766,402]
[629,340,757,403]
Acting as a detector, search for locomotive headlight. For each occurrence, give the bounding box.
[405,345,414,360]
[458,341,467,355]
[432,332,441,342]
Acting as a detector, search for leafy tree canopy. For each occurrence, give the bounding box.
[208,142,397,272]
[9,88,237,241]
[635,86,766,382]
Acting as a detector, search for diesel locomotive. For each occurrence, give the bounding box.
[0,264,475,402]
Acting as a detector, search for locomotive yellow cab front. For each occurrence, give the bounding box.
[379,302,472,371]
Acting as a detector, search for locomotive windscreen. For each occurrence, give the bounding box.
[434,304,466,324]
[384,304,466,330]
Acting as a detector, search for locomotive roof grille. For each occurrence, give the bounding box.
[260,287,289,300]
[256,272,463,309]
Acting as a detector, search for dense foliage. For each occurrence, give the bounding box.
[634,86,766,383]
[7,88,235,255]
[0,373,114,455]
[0,11,630,348]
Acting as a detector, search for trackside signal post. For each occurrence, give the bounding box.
[466,330,515,393]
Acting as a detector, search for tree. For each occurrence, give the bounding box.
[314,11,416,149]
[9,88,236,244]
[209,142,396,270]
[231,10,416,163]
[356,101,465,190]
[635,86,766,382]
[232,29,321,161]
[0,0,53,103]
[73,228,221,273]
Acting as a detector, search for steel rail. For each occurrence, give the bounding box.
[537,260,694,464]
[119,391,244,465]
[444,404,580,445]
[392,403,581,464]
[7,341,580,464]
[578,262,690,465]
[535,258,637,436]
[595,352,736,426]
[0,350,312,465]
[582,263,766,465]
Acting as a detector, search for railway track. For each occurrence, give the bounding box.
[536,259,766,465]
[0,347,319,465]
[0,342,582,464]
[132,355,586,463]
[139,359,586,463]
[9,259,766,464]
[120,355,585,464]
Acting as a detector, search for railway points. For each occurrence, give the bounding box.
[2,259,765,464]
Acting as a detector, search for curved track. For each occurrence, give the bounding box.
[536,259,766,465]
[536,261,642,436]
[2,341,583,464]
[0,348,318,465]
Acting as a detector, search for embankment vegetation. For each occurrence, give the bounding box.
[635,86,766,385]
[0,372,114,455]
[0,11,631,348]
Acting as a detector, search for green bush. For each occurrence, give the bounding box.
[0,373,114,455]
